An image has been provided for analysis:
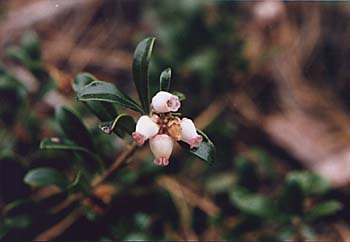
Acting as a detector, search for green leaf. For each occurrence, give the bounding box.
[179,129,216,164]
[73,73,118,121]
[21,31,41,61]
[40,138,90,153]
[235,156,258,191]
[5,46,42,73]
[68,171,91,195]
[229,186,276,218]
[278,180,304,215]
[72,72,96,92]
[276,226,295,242]
[24,167,68,189]
[172,91,186,101]
[132,37,156,113]
[99,114,136,137]
[205,173,236,194]
[305,200,342,221]
[77,80,144,114]
[56,106,95,151]
[3,200,31,215]
[160,67,171,91]
[4,215,32,229]
[287,171,330,195]
[40,138,104,172]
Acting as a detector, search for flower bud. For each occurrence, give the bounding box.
[151,91,181,113]
[149,134,174,166]
[180,118,203,149]
[132,115,160,145]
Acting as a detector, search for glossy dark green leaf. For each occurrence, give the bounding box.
[278,180,304,215]
[40,138,104,172]
[73,73,118,121]
[305,200,342,221]
[287,171,330,195]
[99,114,136,137]
[40,138,90,153]
[229,186,276,218]
[132,37,156,113]
[160,67,171,91]
[68,171,91,195]
[72,72,97,92]
[56,106,95,151]
[24,167,68,189]
[179,129,216,164]
[77,80,144,114]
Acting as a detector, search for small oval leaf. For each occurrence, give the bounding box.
[229,186,276,218]
[287,171,330,195]
[40,138,104,173]
[278,179,304,215]
[24,167,68,189]
[73,73,118,121]
[77,80,144,114]
[56,107,95,151]
[132,37,156,114]
[40,137,90,153]
[160,68,171,91]
[179,129,216,164]
[305,200,342,221]
[72,72,97,93]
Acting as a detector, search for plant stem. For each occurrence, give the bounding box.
[91,142,138,186]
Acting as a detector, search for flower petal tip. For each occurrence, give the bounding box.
[154,157,170,166]
[132,132,146,145]
[189,135,203,149]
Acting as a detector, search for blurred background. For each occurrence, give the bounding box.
[0,0,350,241]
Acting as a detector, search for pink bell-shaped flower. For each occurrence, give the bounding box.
[149,134,174,166]
[151,91,181,113]
[180,118,203,149]
[132,115,160,145]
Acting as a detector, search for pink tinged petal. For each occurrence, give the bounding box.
[151,91,181,113]
[154,157,169,166]
[167,96,181,112]
[149,134,174,166]
[133,116,160,145]
[150,114,160,124]
[180,118,203,149]
[132,132,146,145]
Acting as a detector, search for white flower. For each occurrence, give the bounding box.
[132,115,160,145]
[151,91,181,113]
[149,134,174,166]
[180,118,203,149]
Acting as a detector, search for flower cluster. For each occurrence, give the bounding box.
[132,91,203,166]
